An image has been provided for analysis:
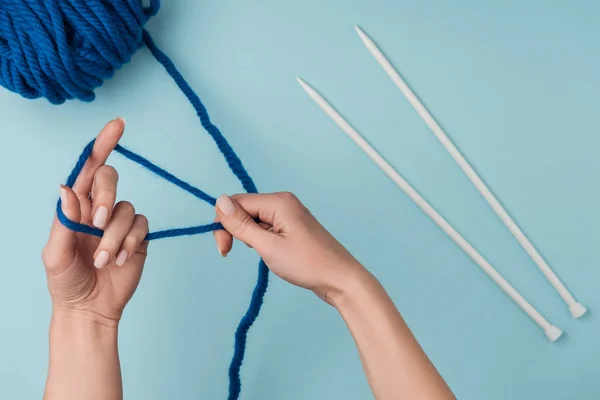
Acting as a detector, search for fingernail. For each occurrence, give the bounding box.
[217,243,227,258]
[117,116,126,126]
[116,250,128,267]
[94,250,110,269]
[59,185,68,207]
[93,206,108,229]
[216,195,235,216]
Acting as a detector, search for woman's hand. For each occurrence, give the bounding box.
[42,118,149,325]
[43,119,149,400]
[213,192,366,305]
[214,192,454,400]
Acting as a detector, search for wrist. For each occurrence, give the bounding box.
[50,310,119,346]
[52,306,120,329]
[46,311,121,400]
[327,262,378,310]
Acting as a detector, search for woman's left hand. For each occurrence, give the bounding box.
[42,119,149,326]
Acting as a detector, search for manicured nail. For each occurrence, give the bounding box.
[59,185,68,207]
[93,206,108,229]
[94,250,110,269]
[217,243,227,258]
[116,250,128,267]
[216,195,235,216]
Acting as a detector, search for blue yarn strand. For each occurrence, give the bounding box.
[114,144,218,206]
[142,30,259,195]
[229,259,270,400]
[140,35,270,398]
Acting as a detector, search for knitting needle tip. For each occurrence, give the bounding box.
[296,77,316,96]
[354,25,374,47]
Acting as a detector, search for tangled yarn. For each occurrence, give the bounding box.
[1,1,268,399]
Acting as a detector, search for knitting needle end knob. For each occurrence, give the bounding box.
[544,326,563,342]
[569,302,587,319]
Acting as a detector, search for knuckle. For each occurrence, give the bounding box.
[116,201,135,215]
[276,191,302,213]
[99,243,119,254]
[277,191,299,204]
[98,165,119,181]
[123,235,141,249]
[101,234,123,249]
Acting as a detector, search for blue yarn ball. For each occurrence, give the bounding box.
[0,0,160,104]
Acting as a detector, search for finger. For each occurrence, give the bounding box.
[245,223,273,248]
[72,118,125,196]
[94,201,135,269]
[47,185,83,255]
[90,165,119,229]
[213,216,233,257]
[229,192,303,227]
[115,214,149,267]
[213,217,271,254]
[258,222,273,230]
[215,195,278,253]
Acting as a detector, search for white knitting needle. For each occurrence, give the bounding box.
[354,26,586,319]
[297,77,562,341]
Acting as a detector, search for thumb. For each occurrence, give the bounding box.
[48,185,82,251]
[215,195,276,252]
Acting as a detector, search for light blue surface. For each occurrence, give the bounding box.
[1,0,599,398]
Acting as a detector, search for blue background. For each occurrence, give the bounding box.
[0,0,598,398]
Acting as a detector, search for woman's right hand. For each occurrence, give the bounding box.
[215,193,454,400]
[213,192,367,304]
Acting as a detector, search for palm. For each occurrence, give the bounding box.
[71,233,145,320]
